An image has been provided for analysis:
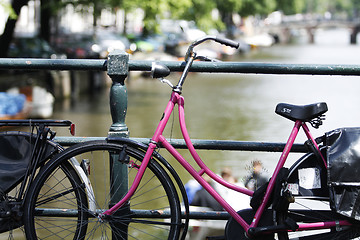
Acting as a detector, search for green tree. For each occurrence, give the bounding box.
[0,0,29,58]
[327,0,360,19]
[137,0,167,35]
[0,0,16,19]
[239,0,276,17]
[300,0,360,19]
[215,0,242,34]
[181,0,222,32]
[275,0,305,15]
[350,0,360,19]
[131,0,204,35]
[168,0,192,19]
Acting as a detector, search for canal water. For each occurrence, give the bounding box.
[52,28,360,183]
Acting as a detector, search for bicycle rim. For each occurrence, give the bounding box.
[25,140,182,239]
[276,198,360,239]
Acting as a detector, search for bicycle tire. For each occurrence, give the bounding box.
[24,140,183,240]
[0,131,62,239]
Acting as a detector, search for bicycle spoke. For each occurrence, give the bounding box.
[35,182,85,207]
[33,218,80,239]
[279,197,360,240]
[24,141,182,239]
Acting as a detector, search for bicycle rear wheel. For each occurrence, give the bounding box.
[276,198,360,240]
[24,140,182,240]
[276,150,360,239]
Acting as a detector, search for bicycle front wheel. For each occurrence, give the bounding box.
[24,140,182,240]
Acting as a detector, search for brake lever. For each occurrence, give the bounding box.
[159,78,174,88]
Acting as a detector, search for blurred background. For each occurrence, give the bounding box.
[2,0,360,239]
[1,0,360,207]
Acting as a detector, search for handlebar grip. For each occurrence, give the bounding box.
[215,37,239,49]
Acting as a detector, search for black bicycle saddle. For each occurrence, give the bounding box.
[275,102,328,122]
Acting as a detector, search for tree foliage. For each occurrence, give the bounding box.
[239,0,276,17]
[275,0,305,15]
[0,0,29,57]
[181,0,222,32]
[2,0,360,56]
[0,0,17,19]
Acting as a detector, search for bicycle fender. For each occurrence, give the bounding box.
[107,137,150,150]
[69,157,96,212]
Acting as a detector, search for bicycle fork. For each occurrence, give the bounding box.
[102,142,156,217]
[102,93,178,217]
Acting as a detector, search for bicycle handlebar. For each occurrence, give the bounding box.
[214,36,240,49]
[191,35,239,49]
[175,35,240,93]
[185,35,239,62]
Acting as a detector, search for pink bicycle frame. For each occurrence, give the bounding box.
[104,91,352,236]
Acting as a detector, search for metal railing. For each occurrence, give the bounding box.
[2,52,360,235]
[3,53,360,149]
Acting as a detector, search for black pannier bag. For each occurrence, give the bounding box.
[326,127,360,220]
[0,132,57,197]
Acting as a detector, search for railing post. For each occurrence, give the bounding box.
[108,50,129,135]
[107,50,129,239]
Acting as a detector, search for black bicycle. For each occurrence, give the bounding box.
[0,119,91,239]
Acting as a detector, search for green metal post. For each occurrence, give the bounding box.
[107,50,129,239]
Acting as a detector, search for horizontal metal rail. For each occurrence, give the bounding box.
[55,136,308,152]
[2,58,360,75]
[36,208,231,220]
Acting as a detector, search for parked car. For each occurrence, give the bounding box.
[128,34,165,53]
[160,19,206,42]
[8,35,66,59]
[55,31,134,59]
[54,34,100,59]
[128,32,188,57]
[91,31,134,58]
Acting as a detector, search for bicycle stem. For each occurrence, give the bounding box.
[173,51,196,93]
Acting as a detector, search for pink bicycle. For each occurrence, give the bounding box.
[24,36,360,239]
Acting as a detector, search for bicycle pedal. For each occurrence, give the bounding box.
[284,190,295,203]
